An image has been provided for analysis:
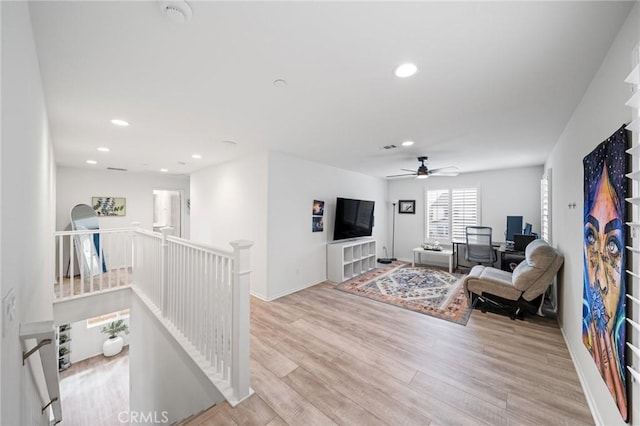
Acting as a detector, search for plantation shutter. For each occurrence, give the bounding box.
[451,188,479,242]
[541,169,551,243]
[425,189,450,240]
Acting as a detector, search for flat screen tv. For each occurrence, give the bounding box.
[333,197,375,241]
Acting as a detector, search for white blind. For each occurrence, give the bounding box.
[540,169,551,243]
[451,188,479,241]
[426,189,450,239]
[425,187,479,242]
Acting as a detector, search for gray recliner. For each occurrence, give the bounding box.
[462,239,563,318]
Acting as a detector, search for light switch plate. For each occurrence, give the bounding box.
[3,288,16,337]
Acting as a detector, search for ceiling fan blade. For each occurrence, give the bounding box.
[428,166,458,174]
[386,173,417,178]
[430,171,459,177]
[400,168,417,173]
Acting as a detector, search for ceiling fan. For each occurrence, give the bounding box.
[387,156,459,179]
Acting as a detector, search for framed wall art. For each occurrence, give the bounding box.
[92,197,126,217]
[398,200,415,214]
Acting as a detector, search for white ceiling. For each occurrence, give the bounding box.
[28,1,634,178]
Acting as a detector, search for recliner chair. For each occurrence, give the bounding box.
[461,239,563,319]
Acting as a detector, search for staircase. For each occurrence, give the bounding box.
[52,226,255,410]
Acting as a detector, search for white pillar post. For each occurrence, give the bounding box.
[229,239,253,403]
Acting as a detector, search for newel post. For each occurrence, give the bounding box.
[229,239,254,403]
[160,227,172,316]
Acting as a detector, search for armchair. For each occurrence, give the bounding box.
[461,239,563,319]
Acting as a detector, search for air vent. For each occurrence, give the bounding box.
[106,167,128,172]
[379,144,398,150]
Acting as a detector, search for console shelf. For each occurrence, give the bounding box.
[327,238,376,283]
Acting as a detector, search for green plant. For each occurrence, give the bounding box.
[101,319,129,339]
[59,347,69,356]
[59,333,69,344]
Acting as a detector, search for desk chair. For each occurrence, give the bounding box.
[465,226,496,266]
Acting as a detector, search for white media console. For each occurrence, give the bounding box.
[327,238,377,283]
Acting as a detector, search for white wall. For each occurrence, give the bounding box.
[1,2,56,424]
[68,316,130,363]
[190,153,269,298]
[545,4,639,425]
[129,294,223,424]
[56,166,190,237]
[388,166,543,263]
[266,151,388,300]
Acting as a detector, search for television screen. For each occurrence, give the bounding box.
[333,197,375,241]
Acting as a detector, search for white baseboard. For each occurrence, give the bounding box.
[559,325,601,426]
[255,281,325,302]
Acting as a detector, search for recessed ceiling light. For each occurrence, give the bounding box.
[395,63,418,78]
[192,154,202,159]
[97,147,110,152]
[111,119,129,127]
[274,79,287,88]
[160,168,169,173]
[401,140,415,147]
[86,160,97,165]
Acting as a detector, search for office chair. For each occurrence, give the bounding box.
[465,226,497,266]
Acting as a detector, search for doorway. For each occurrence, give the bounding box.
[153,190,182,237]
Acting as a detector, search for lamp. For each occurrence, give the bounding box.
[377,201,398,264]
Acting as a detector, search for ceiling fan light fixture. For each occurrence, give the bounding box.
[159,0,192,24]
[416,174,429,179]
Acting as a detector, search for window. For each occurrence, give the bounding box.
[425,189,449,239]
[86,309,130,328]
[425,187,479,242]
[541,169,551,243]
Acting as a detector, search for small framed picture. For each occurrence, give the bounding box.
[312,200,325,216]
[312,216,324,232]
[398,200,415,214]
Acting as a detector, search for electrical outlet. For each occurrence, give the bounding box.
[3,288,16,338]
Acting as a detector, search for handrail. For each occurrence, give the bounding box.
[53,227,134,236]
[167,234,234,258]
[20,321,62,425]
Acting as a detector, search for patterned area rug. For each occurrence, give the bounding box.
[335,262,472,326]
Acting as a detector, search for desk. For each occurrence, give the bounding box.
[497,244,526,271]
[412,247,453,273]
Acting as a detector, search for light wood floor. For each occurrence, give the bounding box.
[59,348,129,426]
[185,281,593,426]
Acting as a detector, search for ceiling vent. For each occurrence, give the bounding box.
[379,144,398,150]
[158,0,192,24]
[106,167,128,172]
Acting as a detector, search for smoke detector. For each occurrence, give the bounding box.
[159,0,192,24]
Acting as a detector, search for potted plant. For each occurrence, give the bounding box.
[100,319,129,357]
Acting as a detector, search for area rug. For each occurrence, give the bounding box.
[335,262,472,326]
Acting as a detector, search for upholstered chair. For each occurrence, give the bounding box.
[462,239,563,318]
